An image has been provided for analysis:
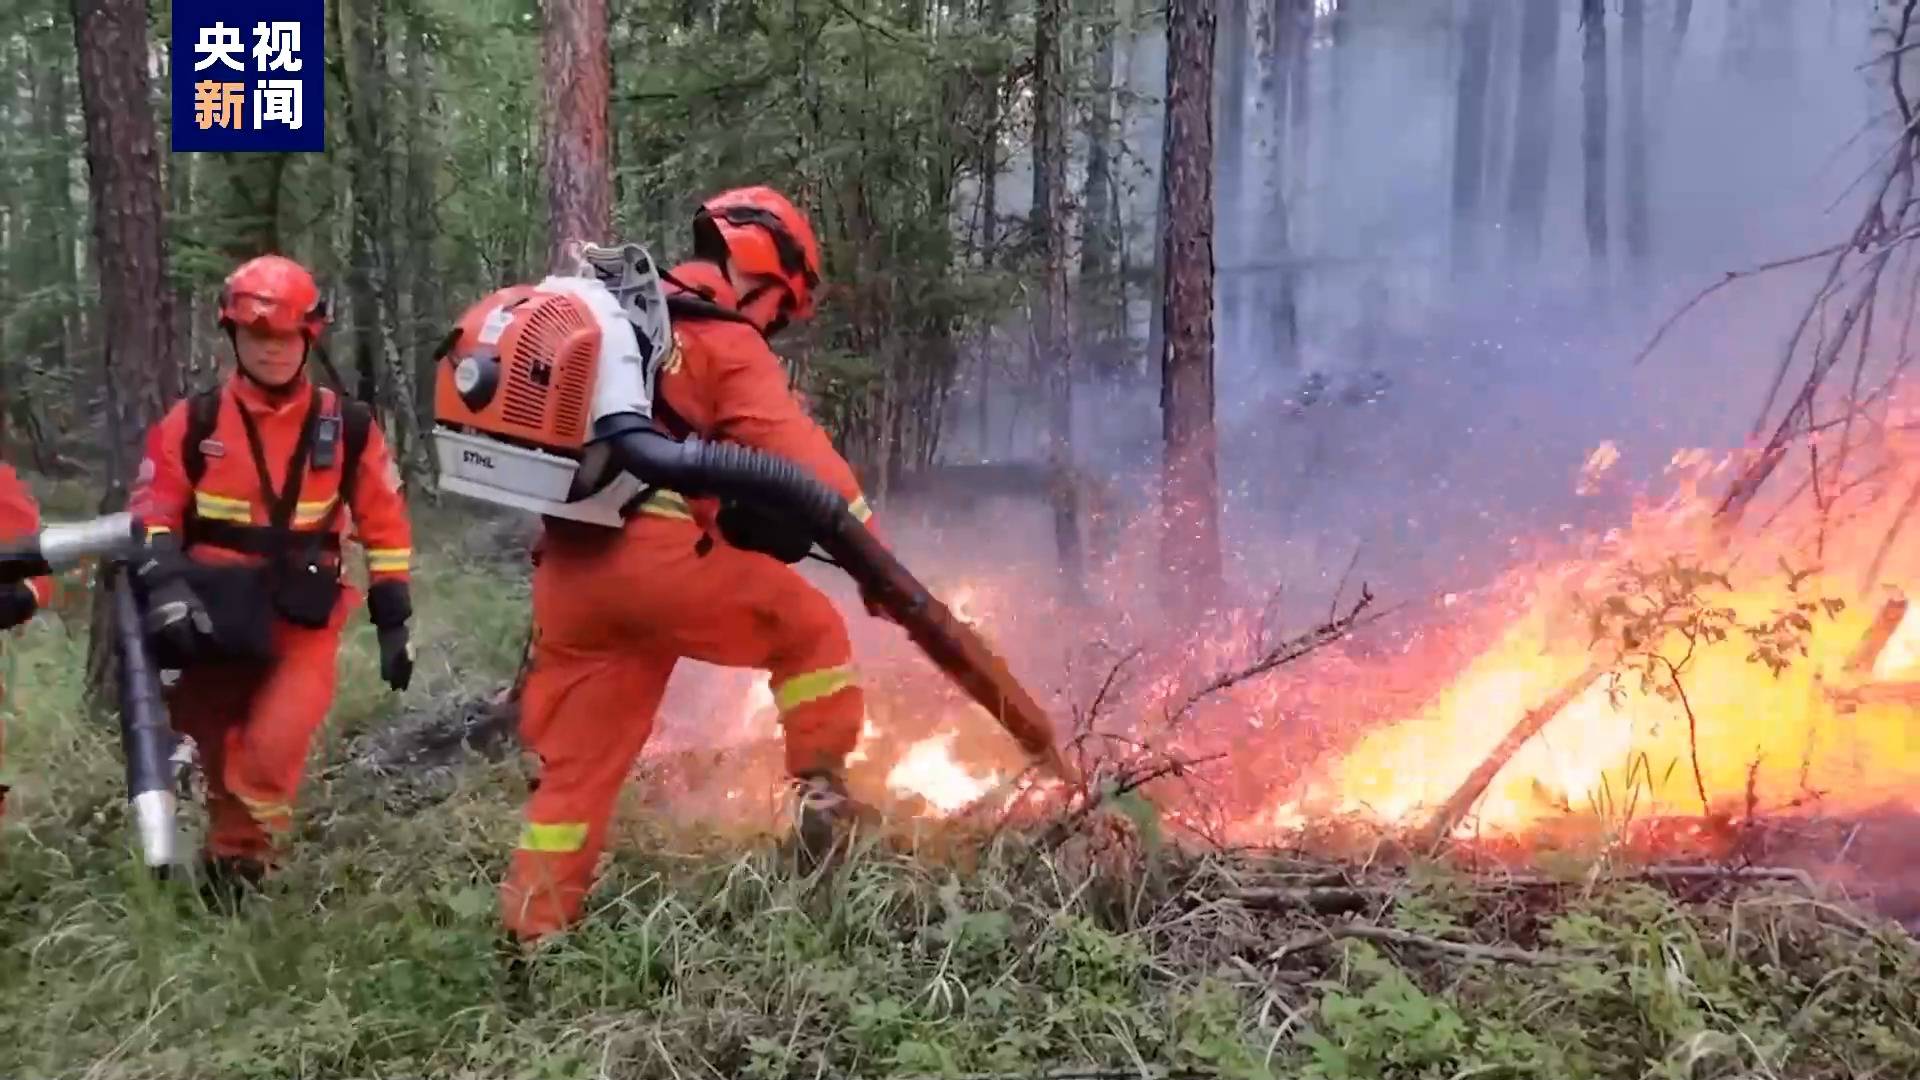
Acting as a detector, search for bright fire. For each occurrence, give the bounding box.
[653,413,1920,845]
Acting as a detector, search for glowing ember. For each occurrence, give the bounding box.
[886,732,1002,812]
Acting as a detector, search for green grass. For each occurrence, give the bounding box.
[0,498,1916,1079]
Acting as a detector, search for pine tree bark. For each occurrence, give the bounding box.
[71,0,177,482]
[72,0,179,701]
[1580,0,1608,264]
[1450,0,1495,275]
[1033,0,1084,598]
[541,0,612,274]
[1622,0,1649,262]
[1160,0,1222,615]
[1504,0,1561,264]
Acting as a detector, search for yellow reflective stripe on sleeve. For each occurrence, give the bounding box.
[848,495,872,523]
[193,492,252,523]
[638,490,693,521]
[366,547,411,573]
[517,821,590,853]
[292,498,338,526]
[144,525,173,538]
[773,665,856,714]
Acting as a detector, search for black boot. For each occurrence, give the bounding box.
[197,854,267,914]
[787,771,876,874]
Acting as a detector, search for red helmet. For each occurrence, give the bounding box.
[218,254,329,339]
[693,186,822,321]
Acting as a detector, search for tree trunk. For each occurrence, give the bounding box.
[1504,0,1560,264]
[337,0,422,480]
[1481,0,1518,214]
[404,15,440,471]
[1579,0,1607,265]
[1660,0,1693,110]
[1622,0,1649,263]
[1161,0,1223,615]
[1450,0,1495,275]
[1077,0,1123,376]
[1033,0,1084,599]
[1251,0,1299,370]
[541,0,612,274]
[71,0,179,701]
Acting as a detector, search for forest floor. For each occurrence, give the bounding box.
[0,479,1917,1079]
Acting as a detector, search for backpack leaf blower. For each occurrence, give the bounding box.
[0,512,180,868]
[429,243,1077,785]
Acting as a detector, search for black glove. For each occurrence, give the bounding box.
[377,624,413,692]
[368,580,414,692]
[716,499,813,564]
[0,582,36,631]
[134,536,211,668]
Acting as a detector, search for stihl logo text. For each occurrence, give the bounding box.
[462,449,495,469]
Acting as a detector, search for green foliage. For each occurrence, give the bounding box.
[1584,556,1846,707]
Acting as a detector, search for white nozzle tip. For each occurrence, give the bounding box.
[131,789,178,868]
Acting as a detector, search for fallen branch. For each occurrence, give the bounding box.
[1168,585,1380,727]
[1421,661,1611,851]
[1272,923,1571,966]
[1228,886,1388,914]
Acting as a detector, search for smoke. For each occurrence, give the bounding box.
[926,0,1889,627]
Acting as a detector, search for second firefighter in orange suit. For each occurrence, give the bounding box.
[503,186,883,942]
[0,462,54,820]
[127,254,415,899]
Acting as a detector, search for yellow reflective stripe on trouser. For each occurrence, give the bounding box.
[235,792,294,830]
[773,666,856,714]
[366,547,411,573]
[194,492,252,522]
[638,489,693,521]
[848,495,872,523]
[518,821,589,853]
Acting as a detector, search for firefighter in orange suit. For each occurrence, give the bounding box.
[127,254,415,899]
[0,463,54,820]
[502,186,882,942]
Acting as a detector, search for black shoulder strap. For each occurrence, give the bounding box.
[182,386,226,488]
[666,292,759,328]
[338,396,374,507]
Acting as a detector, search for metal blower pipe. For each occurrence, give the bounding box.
[0,512,177,868]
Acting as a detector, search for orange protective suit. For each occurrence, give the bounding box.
[129,371,413,863]
[0,463,53,820]
[501,260,877,940]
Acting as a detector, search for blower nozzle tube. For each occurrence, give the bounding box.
[110,563,178,868]
[605,426,1076,782]
[0,511,143,585]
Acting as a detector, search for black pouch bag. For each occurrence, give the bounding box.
[181,560,278,661]
[268,543,343,628]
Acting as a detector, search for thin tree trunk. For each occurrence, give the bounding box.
[1505,0,1561,264]
[541,0,613,274]
[1078,0,1122,375]
[1580,0,1608,265]
[1622,0,1649,262]
[338,0,422,480]
[1034,0,1084,599]
[1161,0,1223,616]
[1451,0,1495,276]
[71,0,179,700]
[1482,0,1518,213]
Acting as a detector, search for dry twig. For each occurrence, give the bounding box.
[1272,923,1571,966]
